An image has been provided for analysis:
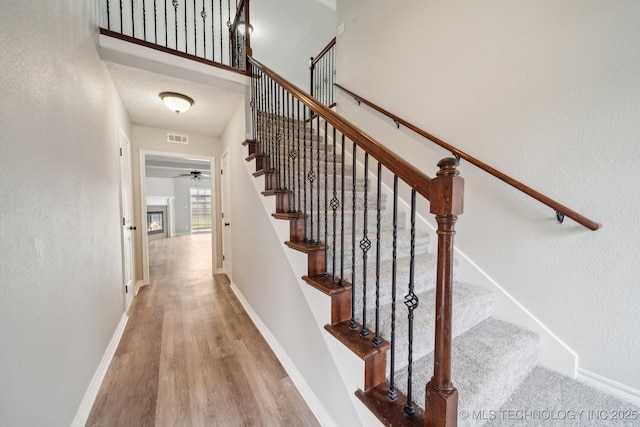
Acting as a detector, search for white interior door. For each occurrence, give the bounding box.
[119,129,135,311]
[221,151,232,277]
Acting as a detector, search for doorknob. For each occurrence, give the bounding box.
[224,222,230,227]
[129,225,137,230]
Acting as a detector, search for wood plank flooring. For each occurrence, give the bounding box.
[86,234,320,427]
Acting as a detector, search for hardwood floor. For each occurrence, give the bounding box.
[86,234,320,427]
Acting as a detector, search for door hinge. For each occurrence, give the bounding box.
[221,169,224,175]
[123,217,126,226]
[125,284,129,293]
[222,255,225,261]
[120,147,123,156]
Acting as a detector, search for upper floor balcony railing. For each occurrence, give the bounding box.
[99,0,251,72]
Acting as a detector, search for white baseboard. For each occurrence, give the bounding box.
[71,313,129,427]
[216,268,225,274]
[230,281,338,427]
[577,368,640,407]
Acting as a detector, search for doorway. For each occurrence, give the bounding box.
[139,151,217,285]
[119,129,135,311]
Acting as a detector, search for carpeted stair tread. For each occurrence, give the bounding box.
[357,282,493,373]
[395,318,540,427]
[485,366,640,426]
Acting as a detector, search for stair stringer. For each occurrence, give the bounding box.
[243,152,384,427]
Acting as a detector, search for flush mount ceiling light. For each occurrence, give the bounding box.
[159,92,194,114]
[237,22,253,35]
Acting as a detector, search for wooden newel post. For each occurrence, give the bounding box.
[425,158,463,427]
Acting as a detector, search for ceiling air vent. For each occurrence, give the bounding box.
[167,133,189,144]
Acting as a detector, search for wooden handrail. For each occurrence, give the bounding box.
[249,56,432,200]
[310,37,336,67]
[335,84,600,231]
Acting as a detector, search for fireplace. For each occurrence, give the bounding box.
[147,211,164,235]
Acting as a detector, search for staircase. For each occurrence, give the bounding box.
[243,102,542,425]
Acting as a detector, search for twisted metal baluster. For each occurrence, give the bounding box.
[287,92,293,212]
[303,106,308,241]
[387,175,399,401]
[316,116,322,247]
[153,0,157,43]
[294,98,302,213]
[323,119,330,277]
[339,134,345,286]
[275,85,282,190]
[403,189,419,416]
[308,116,315,243]
[173,0,178,50]
[330,126,338,280]
[193,0,197,55]
[211,0,222,62]
[348,142,358,330]
[372,161,382,347]
[106,0,111,29]
[201,2,206,58]
[360,153,370,338]
[142,0,147,40]
[219,0,223,63]
[164,0,168,47]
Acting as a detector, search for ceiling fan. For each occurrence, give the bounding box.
[173,170,210,180]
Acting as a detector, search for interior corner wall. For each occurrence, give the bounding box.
[335,0,640,390]
[131,125,222,279]
[0,1,132,425]
[220,100,362,425]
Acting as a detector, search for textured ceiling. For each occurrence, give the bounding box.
[105,62,243,137]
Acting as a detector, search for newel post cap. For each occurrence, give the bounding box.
[430,158,464,216]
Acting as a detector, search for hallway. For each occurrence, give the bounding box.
[86,234,320,426]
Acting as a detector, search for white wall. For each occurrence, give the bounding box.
[131,125,224,277]
[145,177,175,197]
[0,1,132,425]
[251,0,336,91]
[336,0,640,391]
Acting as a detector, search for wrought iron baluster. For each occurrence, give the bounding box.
[164,0,168,46]
[142,0,147,40]
[275,84,281,190]
[348,142,358,330]
[287,92,293,212]
[153,0,157,43]
[330,126,338,280]
[184,0,188,52]
[308,115,315,243]
[219,0,223,63]
[201,1,207,58]
[106,0,111,29]
[387,175,399,401]
[211,0,222,61]
[316,116,321,247]
[131,0,135,37]
[339,134,345,286]
[323,119,329,276]
[193,0,197,56]
[360,152,370,338]
[303,106,308,241]
[296,100,301,214]
[119,0,123,33]
[173,0,178,50]
[403,189,418,416]
[372,161,382,347]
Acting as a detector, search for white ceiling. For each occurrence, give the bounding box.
[145,154,211,179]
